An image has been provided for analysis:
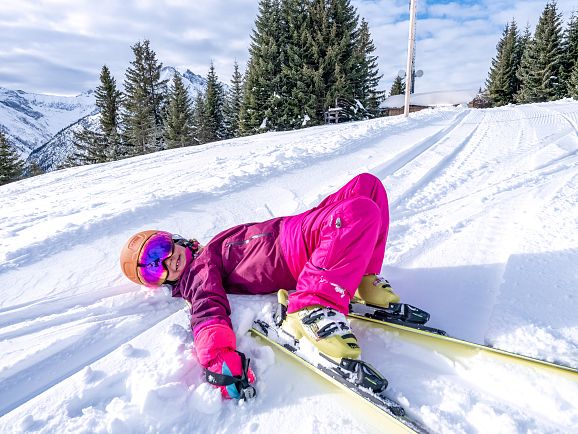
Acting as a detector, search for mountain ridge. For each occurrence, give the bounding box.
[0,67,209,171]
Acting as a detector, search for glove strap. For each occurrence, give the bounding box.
[204,351,256,400]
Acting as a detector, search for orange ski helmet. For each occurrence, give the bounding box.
[120,230,199,287]
[120,230,167,286]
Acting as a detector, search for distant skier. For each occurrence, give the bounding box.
[120,173,399,399]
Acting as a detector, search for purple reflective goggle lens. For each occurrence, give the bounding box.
[137,231,174,287]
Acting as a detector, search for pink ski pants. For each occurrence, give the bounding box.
[283,173,390,314]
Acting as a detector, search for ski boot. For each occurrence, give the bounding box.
[275,289,361,361]
[353,275,400,308]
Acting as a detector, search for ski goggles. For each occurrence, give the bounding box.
[137,231,175,287]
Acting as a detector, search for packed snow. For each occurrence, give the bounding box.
[380,89,479,108]
[1,100,578,433]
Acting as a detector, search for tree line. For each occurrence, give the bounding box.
[66,0,383,166]
[485,0,578,106]
[4,0,578,185]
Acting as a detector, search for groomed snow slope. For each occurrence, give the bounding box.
[1,100,578,433]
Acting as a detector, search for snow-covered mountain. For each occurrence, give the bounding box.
[0,87,97,157]
[0,67,208,171]
[26,113,101,171]
[161,66,208,96]
[1,100,577,433]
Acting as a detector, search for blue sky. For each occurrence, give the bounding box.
[0,1,577,96]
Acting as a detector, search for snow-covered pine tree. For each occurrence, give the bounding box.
[352,18,384,116]
[165,73,196,148]
[569,59,578,98]
[198,62,226,144]
[241,0,383,128]
[71,65,122,165]
[240,0,283,134]
[122,40,168,155]
[70,128,105,166]
[191,91,206,144]
[223,61,244,138]
[516,2,564,103]
[26,162,44,178]
[277,0,318,129]
[389,75,405,96]
[0,130,24,186]
[95,65,122,160]
[314,0,359,116]
[561,13,578,97]
[486,21,521,106]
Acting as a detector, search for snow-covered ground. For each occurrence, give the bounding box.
[1,100,578,433]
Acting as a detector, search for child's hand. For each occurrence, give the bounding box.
[195,323,256,399]
[205,349,256,399]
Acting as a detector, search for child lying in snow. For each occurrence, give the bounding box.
[120,173,399,399]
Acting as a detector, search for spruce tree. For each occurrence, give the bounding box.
[165,73,196,148]
[569,60,578,97]
[277,0,318,129]
[389,75,405,96]
[223,61,244,138]
[516,2,564,103]
[71,65,122,165]
[71,126,107,165]
[122,40,168,155]
[95,65,122,160]
[199,62,226,144]
[192,91,207,144]
[26,162,44,178]
[241,0,383,127]
[352,18,383,115]
[561,13,578,97]
[240,0,283,134]
[0,131,24,186]
[486,21,521,106]
[318,0,360,112]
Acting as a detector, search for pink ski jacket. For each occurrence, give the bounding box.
[173,173,388,336]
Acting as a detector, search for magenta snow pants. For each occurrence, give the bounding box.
[281,173,390,315]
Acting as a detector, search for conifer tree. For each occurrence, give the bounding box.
[518,23,532,55]
[277,0,318,129]
[165,73,196,148]
[192,91,207,144]
[96,65,123,160]
[223,61,244,138]
[241,0,283,134]
[199,62,226,144]
[241,0,383,127]
[122,40,168,155]
[71,65,122,165]
[0,131,24,186]
[389,75,405,96]
[26,162,44,178]
[569,60,578,98]
[486,21,522,106]
[318,0,359,112]
[516,2,564,103]
[561,13,578,97]
[71,126,106,165]
[352,18,384,115]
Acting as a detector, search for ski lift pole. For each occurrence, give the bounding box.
[404,0,417,117]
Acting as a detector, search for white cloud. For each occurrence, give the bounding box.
[0,1,576,96]
[361,0,578,94]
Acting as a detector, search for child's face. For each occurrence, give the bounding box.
[165,244,189,281]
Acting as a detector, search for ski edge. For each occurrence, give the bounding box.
[249,324,429,434]
[348,310,578,381]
